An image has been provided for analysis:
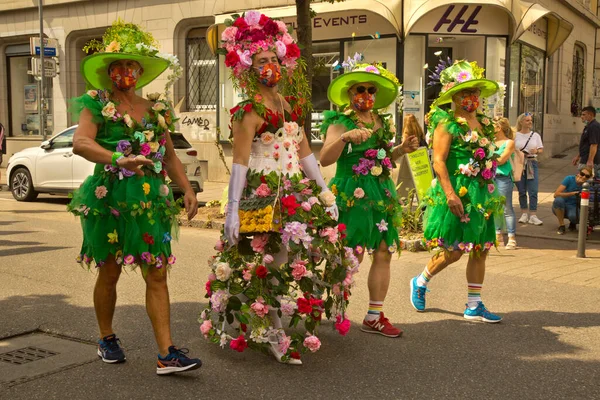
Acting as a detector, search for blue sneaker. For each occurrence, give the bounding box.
[410,277,428,312]
[97,334,126,363]
[157,346,202,375]
[463,302,502,323]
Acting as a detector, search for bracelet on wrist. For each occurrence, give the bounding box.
[111,152,124,167]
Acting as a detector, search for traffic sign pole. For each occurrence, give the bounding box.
[39,0,46,140]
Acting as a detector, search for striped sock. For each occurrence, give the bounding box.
[467,283,483,309]
[416,267,433,287]
[365,300,384,321]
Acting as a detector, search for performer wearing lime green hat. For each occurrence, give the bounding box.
[320,54,419,338]
[409,59,505,323]
[67,20,202,374]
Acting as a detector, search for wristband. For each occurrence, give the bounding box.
[111,152,124,167]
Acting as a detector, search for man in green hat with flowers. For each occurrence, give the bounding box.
[409,59,505,323]
[68,20,202,375]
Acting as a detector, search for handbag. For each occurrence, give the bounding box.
[510,148,525,182]
[238,195,282,234]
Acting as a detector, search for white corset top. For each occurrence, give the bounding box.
[248,121,304,176]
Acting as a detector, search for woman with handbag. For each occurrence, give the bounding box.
[493,117,517,249]
[514,113,544,225]
[200,11,358,365]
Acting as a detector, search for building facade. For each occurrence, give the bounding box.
[1,0,599,182]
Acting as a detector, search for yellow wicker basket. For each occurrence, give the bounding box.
[238,196,282,233]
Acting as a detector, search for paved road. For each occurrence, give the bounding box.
[1,191,600,399]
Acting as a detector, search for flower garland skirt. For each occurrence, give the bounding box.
[67,166,181,272]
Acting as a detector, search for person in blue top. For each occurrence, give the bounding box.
[552,166,592,234]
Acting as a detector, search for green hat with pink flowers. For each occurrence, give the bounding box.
[328,54,400,110]
[432,60,499,106]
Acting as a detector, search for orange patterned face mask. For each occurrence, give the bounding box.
[255,63,282,87]
[110,66,140,90]
[351,91,375,111]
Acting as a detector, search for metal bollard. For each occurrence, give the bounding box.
[576,182,590,258]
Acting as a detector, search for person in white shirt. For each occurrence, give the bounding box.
[514,113,544,225]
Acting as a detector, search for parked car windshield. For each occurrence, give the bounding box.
[170,132,192,149]
[51,128,76,149]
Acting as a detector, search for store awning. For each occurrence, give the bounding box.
[515,1,574,57]
[207,0,403,56]
[404,0,518,38]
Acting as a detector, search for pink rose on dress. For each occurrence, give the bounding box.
[215,239,225,252]
[332,283,342,296]
[280,302,295,316]
[335,314,351,336]
[140,143,151,156]
[301,202,312,212]
[474,148,486,160]
[250,297,269,318]
[243,268,252,281]
[382,157,392,169]
[488,184,495,193]
[481,168,493,180]
[95,185,108,199]
[291,259,308,281]
[200,320,212,338]
[303,335,321,352]
[263,254,274,264]
[319,227,339,244]
[251,233,269,253]
[365,149,378,159]
[255,183,271,198]
[308,196,319,205]
[208,272,217,282]
[353,188,365,199]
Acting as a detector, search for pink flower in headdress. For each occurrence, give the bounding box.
[221,26,238,43]
[275,40,286,59]
[244,10,262,26]
[365,65,380,74]
[237,49,253,67]
[276,20,288,33]
[281,32,294,45]
[456,71,472,83]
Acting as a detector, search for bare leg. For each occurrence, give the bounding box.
[267,247,288,330]
[554,208,565,227]
[94,255,122,338]
[143,265,173,357]
[367,241,392,302]
[466,251,487,284]
[427,249,463,277]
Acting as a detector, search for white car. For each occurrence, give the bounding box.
[7,125,203,201]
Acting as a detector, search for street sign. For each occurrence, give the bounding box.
[30,57,57,78]
[30,37,58,57]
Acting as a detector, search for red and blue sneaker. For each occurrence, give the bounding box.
[97,334,126,363]
[156,346,202,375]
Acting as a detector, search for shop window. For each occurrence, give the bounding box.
[186,28,218,111]
[520,44,545,134]
[571,43,585,116]
[311,41,341,142]
[6,49,53,137]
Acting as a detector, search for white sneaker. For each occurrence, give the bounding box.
[528,215,543,225]
[505,238,517,250]
[518,213,529,224]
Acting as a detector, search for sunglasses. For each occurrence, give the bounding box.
[580,171,591,178]
[355,85,378,95]
[524,112,533,117]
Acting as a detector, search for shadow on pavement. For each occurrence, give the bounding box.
[1,294,599,399]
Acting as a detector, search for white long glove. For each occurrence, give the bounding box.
[225,163,248,247]
[299,154,339,220]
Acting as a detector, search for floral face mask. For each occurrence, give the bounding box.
[110,66,140,90]
[255,63,282,87]
[351,91,375,111]
[458,93,480,112]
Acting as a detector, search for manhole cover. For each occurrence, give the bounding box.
[0,347,58,365]
[0,332,97,386]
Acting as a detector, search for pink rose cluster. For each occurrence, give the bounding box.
[221,10,301,77]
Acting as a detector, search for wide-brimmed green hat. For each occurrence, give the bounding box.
[434,60,498,106]
[80,19,173,90]
[328,63,399,110]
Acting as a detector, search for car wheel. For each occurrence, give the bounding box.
[11,167,38,202]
